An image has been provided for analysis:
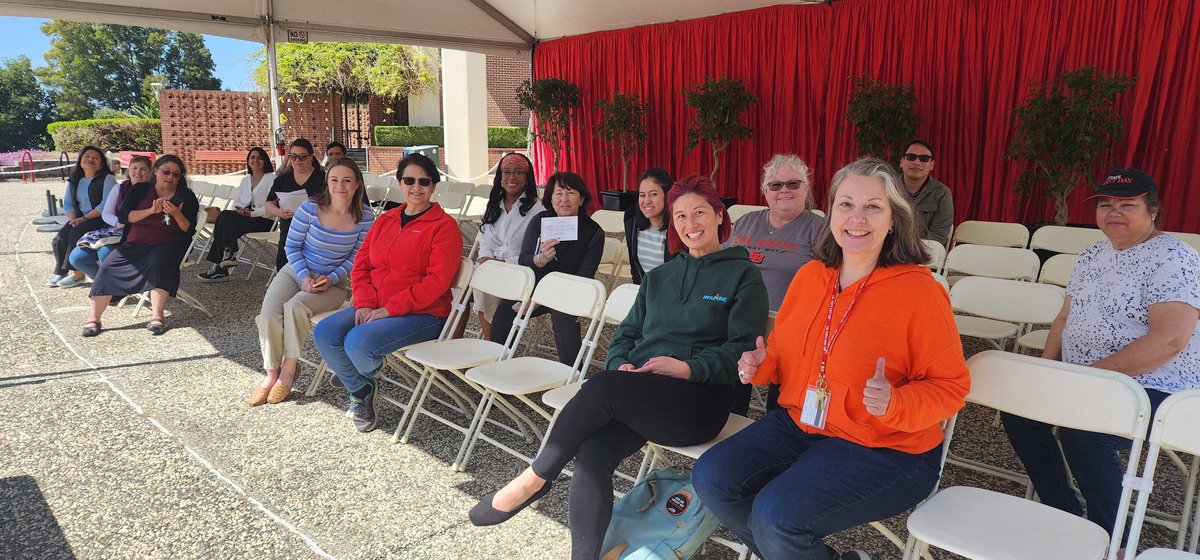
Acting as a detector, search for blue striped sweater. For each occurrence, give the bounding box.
[285,199,375,284]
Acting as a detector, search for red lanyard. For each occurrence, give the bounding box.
[818,269,872,387]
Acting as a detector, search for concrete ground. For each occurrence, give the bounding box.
[0,178,1190,559]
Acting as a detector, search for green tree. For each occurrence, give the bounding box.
[594,92,649,190]
[0,56,58,151]
[37,21,221,118]
[684,76,757,187]
[517,77,581,173]
[253,43,439,100]
[845,74,921,162]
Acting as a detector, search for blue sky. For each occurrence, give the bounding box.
[0,16,260,90]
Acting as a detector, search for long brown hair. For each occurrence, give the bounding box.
[814,158,930,268]
[312,158,366,222]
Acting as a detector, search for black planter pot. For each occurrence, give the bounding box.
[599,190,639,211]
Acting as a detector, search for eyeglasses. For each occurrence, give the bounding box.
[766,180,807,191]
[501,169,528,177]
[401,177,433,187]
[287,152,310,160]
[158,169,182,178]
[903,153,934,163]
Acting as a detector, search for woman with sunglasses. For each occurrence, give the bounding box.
[82,155,200,336]
[264,139,326,270]
[473,153,544,339]
[312,153,461,433]
[725,154,824,413]
[49,146,117,288]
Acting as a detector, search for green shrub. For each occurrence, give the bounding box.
[48,118,161,154]
[374,126,528,148]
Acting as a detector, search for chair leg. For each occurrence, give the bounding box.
[304,360,330,397]
[174,289,213,318]
[399,367,440,444]
[392,368,433,443]
[452,390,494,471]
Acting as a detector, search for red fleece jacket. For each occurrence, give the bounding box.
[753,261,969,453]
[350,203,462,318]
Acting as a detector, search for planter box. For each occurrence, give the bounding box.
[599,190,638,211]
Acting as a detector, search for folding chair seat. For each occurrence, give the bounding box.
[457,273,607,471]
[904,350,1153,560]
[944,244,1041,283]
[1038,253,1077,288]
[1125,389,1200,556]
[951,220,1030,249]
[726,204,767,223]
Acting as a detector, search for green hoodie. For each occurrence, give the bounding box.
[606,246,769,385]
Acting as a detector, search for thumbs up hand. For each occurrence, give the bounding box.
[863,357,892,416]
[736,336,768,385]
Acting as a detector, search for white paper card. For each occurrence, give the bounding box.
[277,191,309,212]
[540,216,578,242]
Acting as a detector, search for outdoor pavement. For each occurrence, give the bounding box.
[0,178,1189,559]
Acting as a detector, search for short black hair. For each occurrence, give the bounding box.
[396,153,441,185]
[326,141,347,153]
[903,140,935,158]
[542,172,592,212]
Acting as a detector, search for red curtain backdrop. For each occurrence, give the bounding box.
[530,0,1200,232]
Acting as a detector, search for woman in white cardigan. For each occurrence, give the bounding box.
[472,153,543,338]
[198,147,277,281]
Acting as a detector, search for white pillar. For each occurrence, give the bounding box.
[440,49,488,181]
[408,91,441,126]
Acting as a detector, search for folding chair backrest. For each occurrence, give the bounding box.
[447,181,474,195]
[1167,231,1200,254]
[385,185,406,204]
[1029,225,1106,254]
[472,184,494,198]
[531,272,607,319]
[469,259,537,303]
[191,180,215,200]
[434,191,467,214]
[1038,253,1077,288]
[603,283,640,325]
[601,237,624,266]
[438,258,475,341]
[930,272,950,294]
[922,239,947,272]
[378,175,399,190]
[1126,389,1200,555]
[591,209,626,235]
[727,204,767,223]
[208,183,236,209]
[950,276,1064,325]
[944,244,1041,281]
[952,220,1030,248]
[362,172,379,186]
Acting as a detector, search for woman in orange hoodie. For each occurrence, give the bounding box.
[693,158,969,560]
[312,153,462,433]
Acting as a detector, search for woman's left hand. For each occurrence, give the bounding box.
[863,357,892,416]
[633,356,690,380]
[365,308,390,323]
[162,198,183,218]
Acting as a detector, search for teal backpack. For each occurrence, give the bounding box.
[600,467,721,560]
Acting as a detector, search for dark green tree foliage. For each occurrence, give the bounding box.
[594,92,650,190]
[516,77,581,173]
[845,74,921,162]
[37,21,221,119]
[1008,66,1135,225]
[683,76,757,187]
[0,56,58,151]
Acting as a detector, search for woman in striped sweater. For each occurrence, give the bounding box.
[250,159,374,406]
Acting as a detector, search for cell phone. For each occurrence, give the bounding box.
[168,196,183,206]
[311,277,328,287]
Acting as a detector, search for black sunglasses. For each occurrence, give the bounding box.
[401,176,433,187]
[903,153,934,163]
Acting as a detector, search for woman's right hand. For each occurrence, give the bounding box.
[354,307,373,325]
[150,197,165,214]
[533,238,559,267]
[736,336,767,384]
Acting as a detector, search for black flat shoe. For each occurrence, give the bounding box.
[81,321,102,337]
[469,480,554,526]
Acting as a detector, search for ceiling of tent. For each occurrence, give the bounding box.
[0,0,817,58]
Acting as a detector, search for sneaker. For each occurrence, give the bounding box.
[56,275,85,288]
[838,550,871,560]
[47,274,64,286]
[349,378,379,432]
[197,266,231,282]
[219,250,240,269]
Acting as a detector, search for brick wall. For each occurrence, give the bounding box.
[487,55,530,127]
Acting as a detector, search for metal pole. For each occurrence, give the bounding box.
[264,1,285,168]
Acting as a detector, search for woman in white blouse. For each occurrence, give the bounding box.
[198,147,277,281]
[473,153,544,338]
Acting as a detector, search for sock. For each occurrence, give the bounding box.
[351,382,372,400]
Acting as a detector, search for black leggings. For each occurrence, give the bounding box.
[52,217,106,275]
[491,300,581,366]
[206,210,273,264]
[531,370,733,560]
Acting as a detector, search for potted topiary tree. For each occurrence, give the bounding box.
[516,77,581,175]
[844,74,921,162]
[594,92,650,210]
[684,76,757,194]
[1008,66,1135,226]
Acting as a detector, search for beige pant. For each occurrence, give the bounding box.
[256,264,348,370]
[471,289,501,322]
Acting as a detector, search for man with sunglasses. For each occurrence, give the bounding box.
[898,140,954,246]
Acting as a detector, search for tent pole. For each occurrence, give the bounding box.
[265,1,284,167]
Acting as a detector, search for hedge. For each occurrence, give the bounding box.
[48,118,162,154]
[374,125,528,148]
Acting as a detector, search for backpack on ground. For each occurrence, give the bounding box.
[600,467,720,560]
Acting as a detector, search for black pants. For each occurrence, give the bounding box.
[531,371,733,560]
[274,218,292,271]
[490,300,581,366]
[52,217,106,275]
[205,210,273,265]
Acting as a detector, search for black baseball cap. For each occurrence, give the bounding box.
[1087,168,1158,200]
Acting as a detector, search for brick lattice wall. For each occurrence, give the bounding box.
[487,56,530,127]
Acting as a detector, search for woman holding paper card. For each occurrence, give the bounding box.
[473,153,544,338]
[250,159,375,406]
[264,138,326,271]
[691,158,969,560]
[488,171,604,365]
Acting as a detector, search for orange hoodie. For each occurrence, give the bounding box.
[753,261,969,453]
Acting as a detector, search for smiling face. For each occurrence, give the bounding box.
[830,174,894,263]
[638,178,666,224]
[551,184,583,216]
[127,161,152,184]
[326,164,359,203]
[500,163,528,198]
[155,162,182,189]
[1095,196,1157,249]
[247,150,267,173]
[400,163,435,210]
[672,193,723,257]
[763,166,809,217]
[288,147,313,173]
[898,143,934,187]
[79,149,104,177]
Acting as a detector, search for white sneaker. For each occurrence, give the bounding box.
[56,275,85,288]
[47,274,64,286]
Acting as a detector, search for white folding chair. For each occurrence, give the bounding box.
[459,184,493,223]
[951,220,1031,249]
[1030,225,1106,255]
[445,181,475,196]
[1038,253,1078,288]
[904,350,1152,560]
[950,276,1065,352]
[432,191,468,220]
[726,204,767,223]
[921,239,947,274]
[364,185,389,215]
[1166,232,1200,255]
[944,244,1041,283]
[591,209,626,236]
[398,261,537,457]
[458,273,607,471]
[930,272,950,294]
[362,172,379,187]
[1127,389,1200,556]
[597,237,627,290]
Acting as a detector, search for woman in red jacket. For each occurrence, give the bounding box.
[312,153,462,433]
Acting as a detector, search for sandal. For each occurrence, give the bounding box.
[147,319,166,335]
[81,320,102,337]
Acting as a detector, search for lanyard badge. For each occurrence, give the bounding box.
[800,269,872,429]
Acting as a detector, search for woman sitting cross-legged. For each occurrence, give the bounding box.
[312,153,462,433]
[83,155,200,337]
[68,155,152,279]
[197,146,277,281]
[691,158,970,560]
[250,159,375,406]
[469,174,769,560]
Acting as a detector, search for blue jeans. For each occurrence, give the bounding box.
[1000,388,1169,544]
[693,409,942,560]
[311,307,446,393]
[68,245,116,279]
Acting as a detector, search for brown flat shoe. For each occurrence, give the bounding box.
[267,383,292,404]
[248,386,271,407]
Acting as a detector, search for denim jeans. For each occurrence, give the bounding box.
[1000,387,1169,544]
[311,306,446,393]
[693,409,942,560]
[68,244,116,279]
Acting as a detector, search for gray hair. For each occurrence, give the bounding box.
[760,153,814,210]
[814,157,930,268]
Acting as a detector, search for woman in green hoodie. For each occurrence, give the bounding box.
[470,174,769,559]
